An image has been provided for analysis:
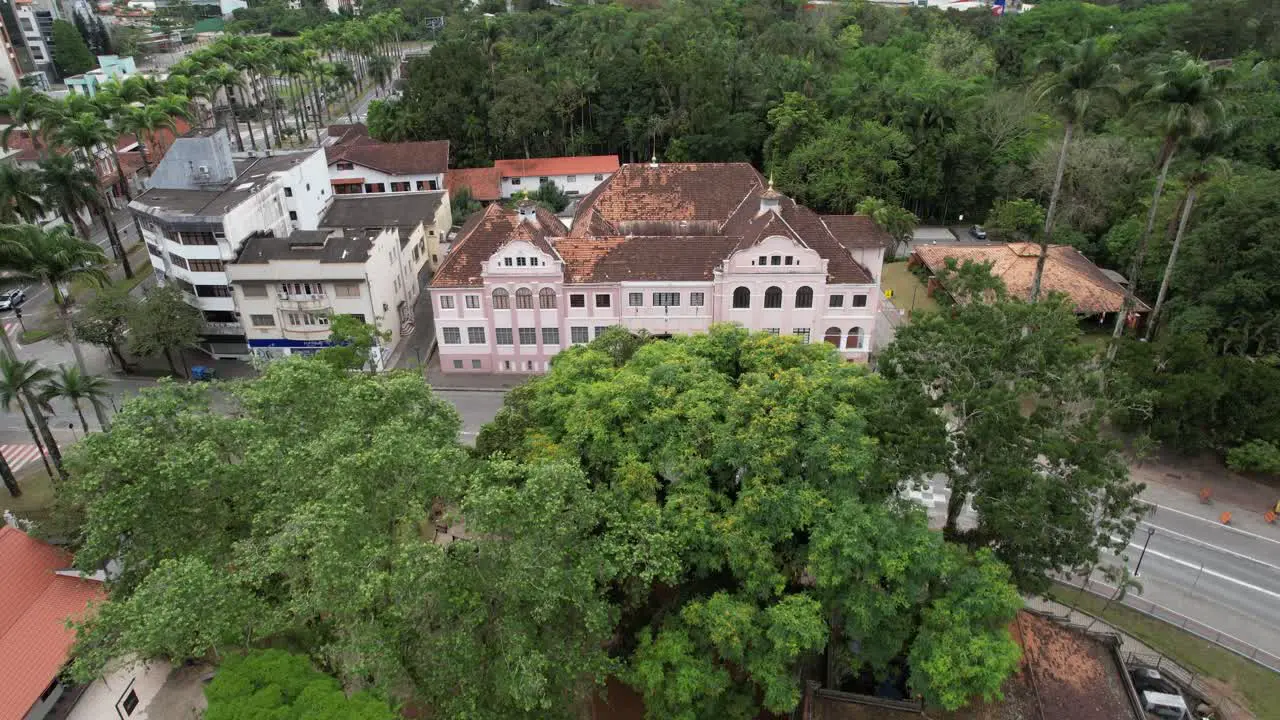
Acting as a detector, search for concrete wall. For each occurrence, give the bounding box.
[278,150,331,230]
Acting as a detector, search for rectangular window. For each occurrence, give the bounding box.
[771,256,781,266]
[390,181,410,192]
[763,328,780,336]
[467,327,486,344]
[250,314,275,326]
[442,327,462,344]
[571,326,589,344]
[567,175,577,182]
[195,285,231,297]
[187,259,225,272]
[454,359,464,369]
[147,243,162,257]
[511,177,521,185]
[542,327,560,345]
[288,211,298,221]
[465,294,480,309]
[652,292,680,307]
[593,174,603,181]
[538,176,548,183]
[595,294,611,308]
[829,294,844,308]
[347,313,365,323]
[178,231,217,245]
[793,328,811,343]
[628,292,643,307]
[364,183,385,193]
[204,310,237,323]
[496,328,513,345]
[168,255,189,270]
[334,283,361,298]
[440,295,455,309]
[594,326,608,338]
[416,180,428,191]
[518,327,537,345]
[517,257,527,267]
[690,292,705,307]
[284,187,293,197]
[785,256,794,265]
[19,18,33,31]
[336,161,354,170]
[852,294,868,308]
[570,294,585,308]
[472,359,482,369]
[122,689,139,715]
[758,255,767,266]
[429,180,438,190]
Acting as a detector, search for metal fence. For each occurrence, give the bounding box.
[1059,577,1280,674]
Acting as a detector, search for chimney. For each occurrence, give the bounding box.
[516,200,538,224]
[759,175,782,215]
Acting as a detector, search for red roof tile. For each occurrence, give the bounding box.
[493,155,619,178]
[327,134,450,176]
[433,204,567,287]
[446,167,502,202]
[0,527,105,720]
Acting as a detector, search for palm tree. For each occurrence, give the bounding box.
[1030,38,1122,301]
[202,64,245,151]
[1108,53,1230,357]
[857,196,917,259]
[117,103,179,175]
[43,364,110,434]
[37,154,132,278]
[0,355,60,480]
[368,55,394,97]
[0,165,45,224]
[0,224,110,429]
[1085,562,1144,630]
[0,87,56,158]
[1143,123,1238,341]
[0,450,19,497]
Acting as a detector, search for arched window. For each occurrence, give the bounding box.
[492,288,510,309]
[824,327,842,346]
[539,287,557,309]
[845,327,863,349]
[733,286,751,309]
[764,286,783,309]
[515,287,534,309]
[795,286,813,308]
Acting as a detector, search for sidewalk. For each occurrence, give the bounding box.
[1133,452,1280,538]
[422,361,528,392]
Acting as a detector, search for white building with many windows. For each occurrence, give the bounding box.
[324,123,448,196]
[129,127,331,357]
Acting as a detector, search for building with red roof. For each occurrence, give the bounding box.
[492,155,619,198]
[0,525,105,720]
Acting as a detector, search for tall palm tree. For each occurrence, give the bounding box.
[1030,38,1123,301]
[1143,123,1238,341]
[0,355,60,480]
[0,165,45,224]
[37,154,132,278]
[0,448,19,496]
[202,64,245,151]
[117,103,179,175]
[1109,53,1230,357]
[0,224,110,428]
[0,87,56,158]
[43,364,110,434]
[1085,562,1144,630]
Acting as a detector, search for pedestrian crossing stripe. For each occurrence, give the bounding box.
[0,443,45,473]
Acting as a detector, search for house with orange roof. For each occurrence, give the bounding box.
[493,155,619,199]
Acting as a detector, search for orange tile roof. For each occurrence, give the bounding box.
[446,167,502,202]
[912,243,1149,315]
[0,527,105,720]
[494,155,619,179]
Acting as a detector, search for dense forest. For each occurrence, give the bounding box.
[366,0,1280,468]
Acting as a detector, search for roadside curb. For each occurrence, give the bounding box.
[426,386,513,393]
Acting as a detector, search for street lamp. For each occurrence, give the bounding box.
[13,307,24,333]
[1133,526,1156,576]
[69,422,78,442]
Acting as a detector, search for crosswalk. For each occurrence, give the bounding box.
[0,443,45,473]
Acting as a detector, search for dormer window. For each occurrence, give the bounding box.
[504,258,513,266]
[517,257,527,267]
[771,256,781,266]
[336,161,354,171]
[785,256,794,265]
[758,255,766,266]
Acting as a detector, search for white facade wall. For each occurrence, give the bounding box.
[500,171,612,199]
[64,659,173,720]
[328,163,444,195]
[279,150,332,230]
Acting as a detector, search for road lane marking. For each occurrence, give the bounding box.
[1139,520,1280,571]
[1142,500,1280,547]
[1121,542,1280,601]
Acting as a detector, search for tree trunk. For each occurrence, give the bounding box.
[225,84,245,152]
[109,144,134,202]
[58,299,110,428]
[1030,121,1073,301]
[242,85,259,151]
[108,340,131,371]
[73,399,89,434]
[15,397,54,479]
[25,390,63,479]
[1109,138,1178,360]
[69,208,93,243]
[0,450,19,496]
[162,347,179,377]
[95,203,134,278]
[1144,185,1198,342]
[943,484,967,534]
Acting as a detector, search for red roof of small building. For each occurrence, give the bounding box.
[493,155,619,179]
[446,167,502,202]
[0,526,105,720]
[325,124,450,176]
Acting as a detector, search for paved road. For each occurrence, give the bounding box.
[437,390,507,446]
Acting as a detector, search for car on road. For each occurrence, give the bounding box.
[0,289,26,311]
[967,225,988,240]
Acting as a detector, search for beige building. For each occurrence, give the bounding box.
[225,191,450,367]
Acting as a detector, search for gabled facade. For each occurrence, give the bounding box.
[324,124,449,196]
[430,162,888,374]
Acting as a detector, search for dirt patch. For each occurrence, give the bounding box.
[1130,449,1280,513]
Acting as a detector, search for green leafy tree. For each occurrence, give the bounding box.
[856,196,916,258]
[878,266,1144,591]
[127,284,203,378]
[986,198,1046,247]
[1226,440,1280,475]
[531,180,570,213]
[205,650,398,720]
[37,153,132,278]
[315,314,389,371]
[51,19,96,77]
[0,165,45,224]
[69,283,138,372]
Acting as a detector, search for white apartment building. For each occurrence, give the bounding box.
[13,0,57,85]
[226,191,449,367]
[324,123,449,196]
[493,155,619,198]
[130,127,331,357]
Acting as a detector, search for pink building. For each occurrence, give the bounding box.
[430,162,888,374]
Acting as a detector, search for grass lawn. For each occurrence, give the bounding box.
[1046,583,1280,720]
[879,261,939,314]
[0,464,57,524]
